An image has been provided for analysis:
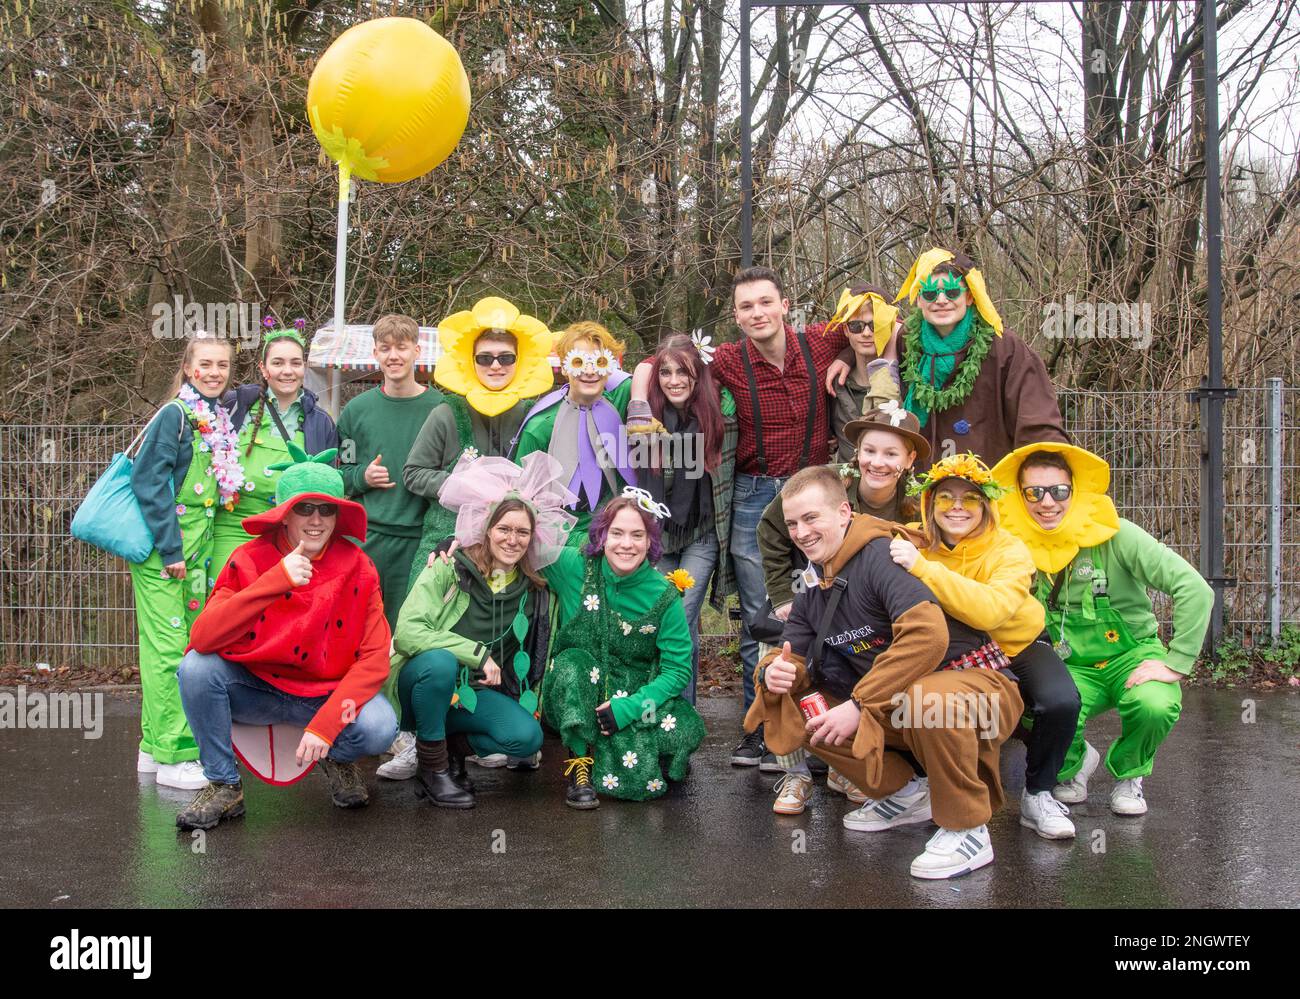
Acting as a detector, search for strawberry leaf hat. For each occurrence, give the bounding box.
[240,443,368,542]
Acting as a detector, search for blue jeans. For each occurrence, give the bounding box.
[729,472,785,710]
[177,651,398,785]
[657,533,719,704]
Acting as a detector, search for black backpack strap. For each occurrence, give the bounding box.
[740,339,768,476]
[803,576,848,687]
[264,395,295,445]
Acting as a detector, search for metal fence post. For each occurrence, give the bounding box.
[1267,377,1283,641]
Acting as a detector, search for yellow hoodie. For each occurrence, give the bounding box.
[906,505,1044,657]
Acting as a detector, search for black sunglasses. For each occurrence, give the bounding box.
[291,501,339,517]
[845,320,869,335]
[474,351,517,367]
[1021,484,1072,503]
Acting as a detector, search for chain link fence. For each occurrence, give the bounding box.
[2,385,1296,669]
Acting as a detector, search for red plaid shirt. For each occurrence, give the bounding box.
[712,322,847,477]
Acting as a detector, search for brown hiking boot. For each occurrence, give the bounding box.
[176,781,244,831]
[317,758,370,808]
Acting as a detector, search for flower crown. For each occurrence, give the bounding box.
[907,452,1008,500]
[261,315,309,353]
[621,486,670,520]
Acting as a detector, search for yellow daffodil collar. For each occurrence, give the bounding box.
[990,442,1120,573]
[894,247,1004,335]
[434,296,556,417]
[829,286,898,356]
[908,452,1007,501]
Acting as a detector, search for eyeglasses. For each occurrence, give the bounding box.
[1022,484,1073,503]
[491,525,533,541]
[291,501,339,517]
[845,320,869,335]
[474,352,517,367]
[933,491,981,512]
[919,285,965,303]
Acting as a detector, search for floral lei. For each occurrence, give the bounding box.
[900,309,996,415]
[178,382,245,507]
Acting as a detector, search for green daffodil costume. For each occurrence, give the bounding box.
[540,545,705,802]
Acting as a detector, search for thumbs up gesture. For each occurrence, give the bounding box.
[282,539,313,587]
[765,640,798,694]
[364,453,396,489]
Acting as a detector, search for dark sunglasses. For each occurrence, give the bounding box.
[1021,484,1072,503]
[845,320,869,335]
[291,501,339,517]
[474,351,517,367]
[919,285,965,303]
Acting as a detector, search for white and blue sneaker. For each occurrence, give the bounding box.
[842,777,931,832]
[910,825,994,880]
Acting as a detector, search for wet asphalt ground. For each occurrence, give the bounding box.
[1,687,1296,908]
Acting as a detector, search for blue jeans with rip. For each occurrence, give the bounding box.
[657,532,719,704]
[177,651,398,785]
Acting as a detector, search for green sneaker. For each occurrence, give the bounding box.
[317,758,370,809]
[176,780,245,831]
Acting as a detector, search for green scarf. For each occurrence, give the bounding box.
[901,309,995,427]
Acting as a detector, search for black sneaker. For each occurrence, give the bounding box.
[563,756,599,810]
[730,729,766,766]
[806,754,829,776]
[758,751,783,773]
[317,758,370,809]
[176,780,244,831]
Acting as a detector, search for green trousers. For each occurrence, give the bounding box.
[128,557,202,764]
[1058,642,1182,782]
[397,649,543,758]
[364,529,421,631]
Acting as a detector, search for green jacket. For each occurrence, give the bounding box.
[1033,519,1213,674]
[385,552,558,711]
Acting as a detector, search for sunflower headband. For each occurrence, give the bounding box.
[621,486,670,520]
[564,347,620,378]
[907,452,1008,501]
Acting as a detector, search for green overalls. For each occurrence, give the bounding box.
[1038,544,1182,783]
[127,400,216,764]
[210,398,304,576]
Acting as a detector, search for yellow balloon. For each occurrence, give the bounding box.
[308,17,471,184]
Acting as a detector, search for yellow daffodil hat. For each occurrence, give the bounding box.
[991,442,1120,573]
[434,296,556,417]
[895,247,1004,334]
[828,281,899,357]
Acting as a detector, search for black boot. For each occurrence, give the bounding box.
[563,753,599,810]
[448,732,476,793]
[414,739,474,809]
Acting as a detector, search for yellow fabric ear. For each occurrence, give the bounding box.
[895,248,955,304]
[871,295,899,355]
[962,268,1004,335]
[991,443,1120,572]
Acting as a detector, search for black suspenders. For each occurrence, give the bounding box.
[740,327,820,476]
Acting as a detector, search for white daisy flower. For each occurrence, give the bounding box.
[462,446,480,461]
[639,624,657,634]
[691,330,716,365]
[583,593,600,612]
[660,714,677,732]
[622,751,638,768]
[589,667,600,684]
[614,689,629,699]
[621,620,633,636]
[646,778,664,793]
[602,773,619,789]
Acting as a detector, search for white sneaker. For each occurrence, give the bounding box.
[506,751,542,771]
[843,777,932,832]
[772,772,815,815]
[910,825,994,880]
[386,731,415,757]
[376,739,417,780]
[137,750,160,774]
[467,753,508,768]
[1053,741,1100,804]
[156,760,208,790]
[826,767,871,804]
[1020,789,1076,839]
[1111,777,1148,815]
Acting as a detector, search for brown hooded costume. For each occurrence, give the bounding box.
[743,513,1024,829]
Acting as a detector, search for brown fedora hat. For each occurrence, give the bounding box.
[842,402,931,463]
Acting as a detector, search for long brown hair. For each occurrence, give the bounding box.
[167,332,234,400]
[645,333,724,473]
[462,498,547,588]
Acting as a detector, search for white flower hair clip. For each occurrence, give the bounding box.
[878,399,907,427]
[563,347,619,378]
[621,486,671,520]
[691,329,715,365]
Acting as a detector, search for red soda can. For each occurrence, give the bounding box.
[799,692,829,721]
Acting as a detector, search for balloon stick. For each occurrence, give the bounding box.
[333,161,351,335]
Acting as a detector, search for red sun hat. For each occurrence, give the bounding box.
[240,445,367,542]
